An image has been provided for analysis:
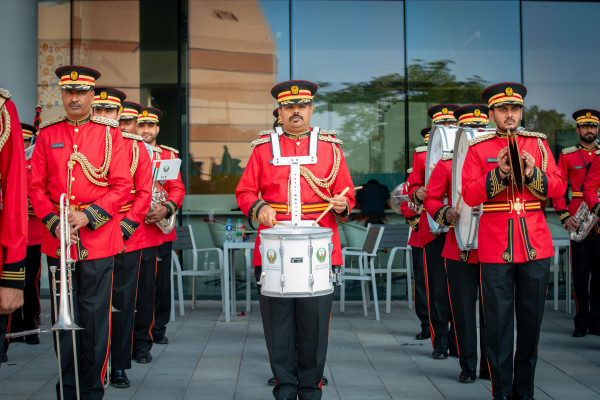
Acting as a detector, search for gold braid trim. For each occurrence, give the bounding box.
[562,146,578,155]
[44,215,59,231]
[258,130,275,136]
[415,146,427,153]
[251,137,271,147]
[39,116,66,129]
[441,153,453,161]
[488,168,507,198]
[130,140,139,177]
[297,143,341,202]
[318,135,343,145]
[518,130,547,140]
[0,104,11,155]
[159,144,179,154]
[122,132,143,141]
[67,126,112,193]
[538,138,548,172]
[468,133,496,146]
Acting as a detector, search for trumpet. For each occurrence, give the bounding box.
[151,180,175,234]
[50,193,82,400]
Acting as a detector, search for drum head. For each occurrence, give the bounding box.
[452,127,495,250]
[260,226,333,240]
[425,125,458,184]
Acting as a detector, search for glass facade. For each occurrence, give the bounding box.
[20,0,600,298]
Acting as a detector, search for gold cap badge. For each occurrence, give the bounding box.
[505,87,513,96]
[474,109,481,117]
[442,107,448,115]
[100,91,107,100]
[142,110,148,117]
[586,112,592,118]
[70,71,79,81]
[291,85,299,95]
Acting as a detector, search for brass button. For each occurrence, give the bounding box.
[70,195,75,200]
[74,128,79,133]
[73,144,78,150]
[296,142,300,146]
[71,177,75,182]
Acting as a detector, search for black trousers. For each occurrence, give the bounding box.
[134,246,157,353]
[412,246,429,333]
[445,259,487,373]
[424,234,453,352]
[481,258,550,399]
[9,245,42,337]
[570,232,600,331]
[47,256,113,400]
[255,267,332,400]
[0,314,7,361]
[152,241,173,338]
[111,250,141,370]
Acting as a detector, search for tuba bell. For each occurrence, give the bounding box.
[569,189,600,242]
[151,180,175,234]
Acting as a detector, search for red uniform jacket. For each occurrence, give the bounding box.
[118,134,153,253]
[29,115,133,261]
[400,169,423,248]
[236,130,355,266]
[583,150,600,217]
[156,145,186,243]
[423,156,478,264]
[462,131,566,263]
[406,146,438,247]
[136,145,165,249]
[552,144,600,231]
[26,158,44,246]
[0,96,28,289]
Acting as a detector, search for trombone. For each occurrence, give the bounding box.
[50,193,83,400]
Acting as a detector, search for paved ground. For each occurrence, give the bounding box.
[1,299,600,400]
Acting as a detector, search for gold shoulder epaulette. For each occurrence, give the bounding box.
[319,135,343,145]
[39,116,67,129]
[518,130,547,140]
[562,146,578,155]
[0,88,12,100]
[468,133,495,146]
[91,116,119,128]
[320,129,338,136]
[122,132,143,141]
[149,145,162,153]
[159,144,179,154]
[258,130,275,136]
[407,168,413,174]
[596,149,600,156]
[415,146,427,153]
[442,153,453,161]
[251,136,271,148]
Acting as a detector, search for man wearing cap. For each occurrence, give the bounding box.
[462,83,566,400]
[0,88,28,367]
[135,107,185,354]
[29,65,132,399]
[408,105,459,360]
[236,80,354,400]
[92,88,153,387]
[424,105,489,383]
[6,124,45,349]
[558,109,600,337]
[401,127,430,341]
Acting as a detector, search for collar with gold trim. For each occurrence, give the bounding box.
[495,130,509,138]
[66,114,91,126]
[283,130,311,140]
[579,144,595,152]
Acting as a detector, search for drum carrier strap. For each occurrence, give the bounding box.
[270,126,320,227]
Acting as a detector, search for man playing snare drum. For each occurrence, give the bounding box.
[236,80,355,400]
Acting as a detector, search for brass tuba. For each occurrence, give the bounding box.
[152,181,175,234]
[569,189,600,242]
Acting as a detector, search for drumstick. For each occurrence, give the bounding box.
[454,193,462,212]
[312,186,352,226]
[272,220,290,228]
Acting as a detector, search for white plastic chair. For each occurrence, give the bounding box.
[551,238,571,313]
[340,224,385,320]
[170,225,225,321]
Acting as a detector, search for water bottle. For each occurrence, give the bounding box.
[225,218,233,243]
[235,219,243,243]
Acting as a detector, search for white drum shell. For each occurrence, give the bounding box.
[259,227,334,297]
[425,125,458,234]
[452,127,496,250]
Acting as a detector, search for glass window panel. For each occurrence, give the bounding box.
[292,0,405,190]
[406,0,520,164]
[522,1,600,154]
[188,0,289,194]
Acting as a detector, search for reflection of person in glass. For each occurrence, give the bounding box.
[554,109,600,338]
[462,83,566,400]
[236,80,355,400]
[424,105,490,384]
[355,179,390,224]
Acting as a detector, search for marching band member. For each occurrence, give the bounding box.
[0,88,28,365]
[236,80,354,400]
[91,89,153,388]
[401,127,430,341]
[408,104,459,360]
[553,109,600,337]
[29,65,132,399]
[424,105,489,384]
[462,83,566,400]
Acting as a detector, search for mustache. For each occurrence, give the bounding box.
[504,119,515,124]
[68,102,81,108]
[289,114,303,121]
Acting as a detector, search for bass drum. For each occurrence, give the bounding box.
[452,127,496,250]
[425,125,458,234]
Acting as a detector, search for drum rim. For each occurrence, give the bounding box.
[260,226,333,240]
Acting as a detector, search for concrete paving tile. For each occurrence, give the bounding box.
[183,379,236,400]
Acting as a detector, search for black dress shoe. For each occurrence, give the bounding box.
[321,375,328,386]
[153,335,169,345]
[25,335,40,345]
[459,369,476,383]
[572,328,587,337]
[136,351,152,364]
[431,350,448,360]
[111,369,131,388]
[587,327,600,336]
[267,376,277,386]
[415,331,431,340]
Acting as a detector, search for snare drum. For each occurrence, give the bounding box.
[425,125,458,234]
[452,127,496,250]
[259,226,334,297]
